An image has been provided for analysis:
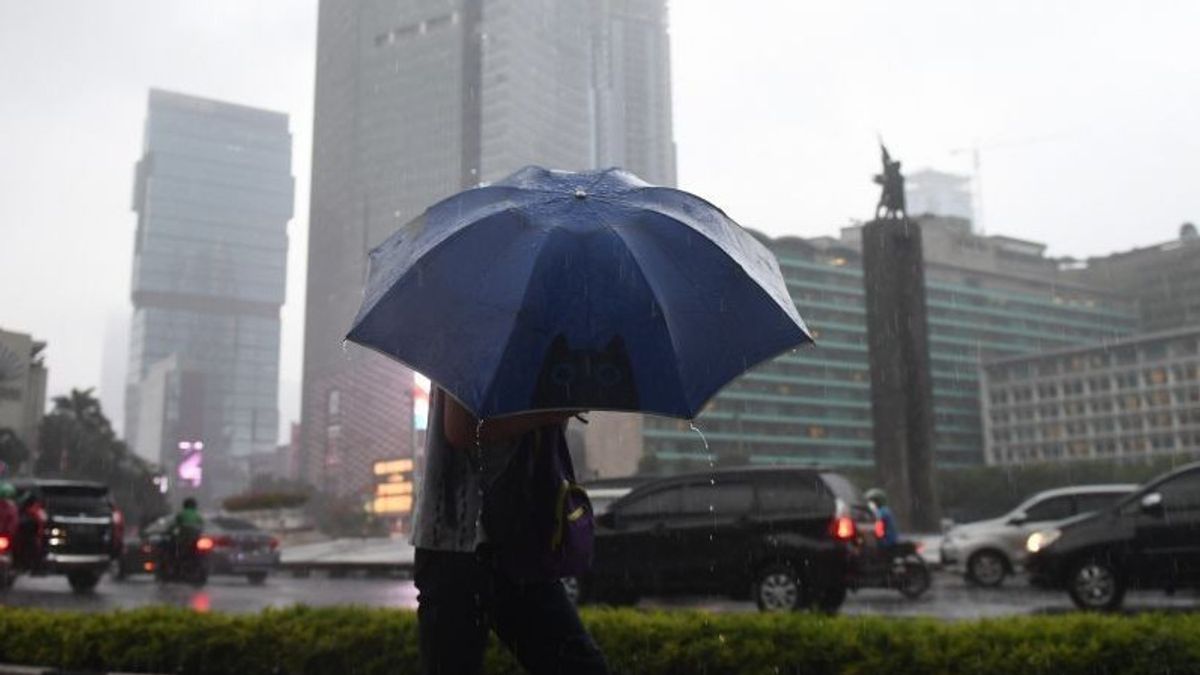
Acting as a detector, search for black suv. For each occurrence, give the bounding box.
[2,480,123,592]
[1026,461,1200,610]
[576,467,877,612]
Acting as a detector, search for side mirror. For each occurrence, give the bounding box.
[596,511,616,529]
[1007,511,1028,526]
[1140,492,1164,516]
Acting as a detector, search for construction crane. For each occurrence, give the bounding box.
[951,134,1061,235]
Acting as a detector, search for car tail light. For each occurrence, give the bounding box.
[874,519,886,540]
[0,535,9,553]
[196,536,215,552]
[831,515,856,541]
[143,561,155,572]
[30,504,48,524]
[111,508,125,547]
[268,537,279,551]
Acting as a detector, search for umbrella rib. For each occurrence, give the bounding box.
[594,217,695,418]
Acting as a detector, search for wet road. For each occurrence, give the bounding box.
[1,571,1195,618]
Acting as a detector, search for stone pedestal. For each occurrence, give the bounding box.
[861,218,942,531]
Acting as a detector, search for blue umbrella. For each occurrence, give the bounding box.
[346,166,812,420]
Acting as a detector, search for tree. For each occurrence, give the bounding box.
[0,428,30,475]
[35,388,167,526]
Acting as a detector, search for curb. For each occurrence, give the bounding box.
[0,665,165,675]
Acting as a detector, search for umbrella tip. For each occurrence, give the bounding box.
[574,188,587,199]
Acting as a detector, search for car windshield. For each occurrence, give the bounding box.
[210,517,259,532]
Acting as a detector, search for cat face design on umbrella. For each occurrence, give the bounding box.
[532,335,639,410]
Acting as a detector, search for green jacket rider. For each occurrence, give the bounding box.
[172,497,204,537]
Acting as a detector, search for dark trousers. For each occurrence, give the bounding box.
[415,547,609,675]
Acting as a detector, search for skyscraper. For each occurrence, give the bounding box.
[302,0,675,497]
[126,89,293,501]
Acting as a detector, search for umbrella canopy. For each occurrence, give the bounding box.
[346,166,812,419]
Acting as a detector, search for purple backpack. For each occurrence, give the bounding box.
[482,425,595,583]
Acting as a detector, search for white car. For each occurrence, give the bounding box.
[939,484,1136,587]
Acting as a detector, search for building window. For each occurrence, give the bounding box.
[325,424,342,466]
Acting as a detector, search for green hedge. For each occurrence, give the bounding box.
[1,606,1199,675]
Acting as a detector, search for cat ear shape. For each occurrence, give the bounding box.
[603,335,627,357]
[548,334,570,357]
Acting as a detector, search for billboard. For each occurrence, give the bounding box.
[372,457,414,514]
[177,440,203,488]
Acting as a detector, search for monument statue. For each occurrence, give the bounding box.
[873,143,907,220]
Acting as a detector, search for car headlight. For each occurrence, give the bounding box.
[1026,528,1061,554]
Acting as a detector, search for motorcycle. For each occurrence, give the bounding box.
[853,540,932,599]
[152,531,211,586]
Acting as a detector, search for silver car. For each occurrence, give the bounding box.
[122,513,280,584]
[939,484,1136,587]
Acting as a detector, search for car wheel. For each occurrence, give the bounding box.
[1068,558,1125,611]
[754,564,804,612]
[966,550,1008,588]
[247,572,268,585]
[68,571,101,594]
[813,584,847,613]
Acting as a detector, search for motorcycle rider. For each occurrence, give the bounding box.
[164,498,205,570]
[865,488,899,547]
[0,481,17,553]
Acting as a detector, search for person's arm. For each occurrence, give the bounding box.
[441,391,579,451]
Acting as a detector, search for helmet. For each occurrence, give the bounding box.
[864,488,887,506]
[0,482,15,499]
[182,497,198,510]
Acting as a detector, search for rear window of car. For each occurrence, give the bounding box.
[210,517,259,532]
[1075,491,1130,514]
[39,485,111,516]
[756,477,827,514]
[682,481,754,515]
[1024,495,1074,522]
[819,473,862,505]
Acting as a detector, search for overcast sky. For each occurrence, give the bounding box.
[2,1,1197,439]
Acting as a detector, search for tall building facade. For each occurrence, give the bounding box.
[126,89,293,501]
[983,327,1200,465]
[302,0,676,498]
[639,216,1137,472]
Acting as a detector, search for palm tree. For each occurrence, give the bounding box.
[51,388,113,439]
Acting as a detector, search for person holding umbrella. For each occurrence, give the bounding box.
[347,166,813,675]
[410,389,604,674]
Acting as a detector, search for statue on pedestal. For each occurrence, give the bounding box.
[874,143,907,221]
